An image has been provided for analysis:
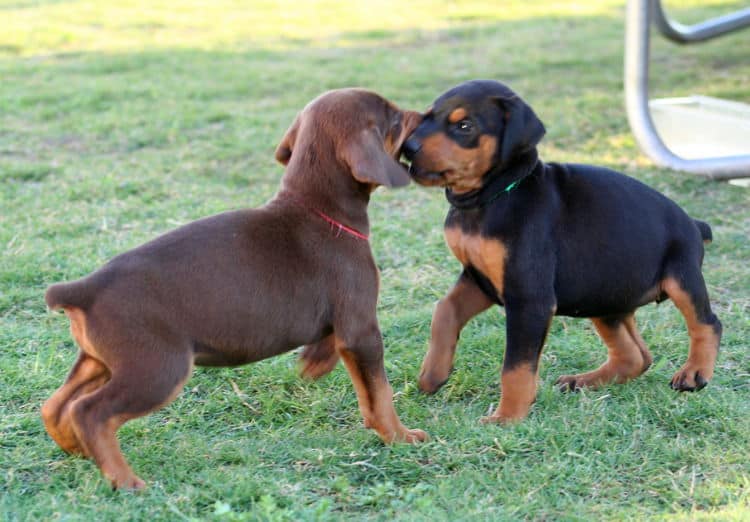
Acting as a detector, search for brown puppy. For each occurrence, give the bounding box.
[42,88,426,490]
[403,80,721,423]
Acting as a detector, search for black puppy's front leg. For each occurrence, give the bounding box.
[482,299,554,424]
[419,273,494,393]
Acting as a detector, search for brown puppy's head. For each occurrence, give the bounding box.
[403,80,545,193]
[275,88,422,189]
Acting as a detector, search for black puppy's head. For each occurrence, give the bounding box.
[403,80,545,193]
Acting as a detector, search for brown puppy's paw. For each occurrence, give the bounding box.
[479,414,521,425]
[670,365,710,392]
[381,426,429,444]
[109,473,146,491]
[398,428,429,443]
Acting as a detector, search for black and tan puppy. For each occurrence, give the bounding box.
[402,80,721,424]
[42,88,426,490]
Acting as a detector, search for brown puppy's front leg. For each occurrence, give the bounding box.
[335,331,427,443]
[419,275,493,393]
[482,301,554,424]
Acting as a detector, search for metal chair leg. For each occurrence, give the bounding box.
[624,0,750,179]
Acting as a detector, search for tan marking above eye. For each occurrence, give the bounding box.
[444,228,507,296]
[448,108,468,124]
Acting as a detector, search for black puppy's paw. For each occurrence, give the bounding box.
[670,370,708,392]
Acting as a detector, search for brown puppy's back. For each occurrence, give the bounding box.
[47,204,359,363]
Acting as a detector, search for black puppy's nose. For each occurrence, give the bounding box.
[401,137,422,160]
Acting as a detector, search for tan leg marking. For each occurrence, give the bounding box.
[336,339,427,444]
[56,307,193,490]
[419,276,493,393]
[556,314,651,390]
[624,314,653,370]
[482,362,538,423]
[42,308,111,456]
[663,277,720,390]
[42,353,109,456]
[71,364,191,491]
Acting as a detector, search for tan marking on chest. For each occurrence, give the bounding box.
[444,227,507,296]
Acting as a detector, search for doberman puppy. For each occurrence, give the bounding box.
[42,88,427,490]
[402,80,722,424]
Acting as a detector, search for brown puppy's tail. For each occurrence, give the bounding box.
[45,280,95,310]
[693,219,713,244]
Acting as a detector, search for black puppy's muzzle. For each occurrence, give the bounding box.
[401,136,422,161]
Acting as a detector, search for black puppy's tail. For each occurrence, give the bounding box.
[694,219,713,244]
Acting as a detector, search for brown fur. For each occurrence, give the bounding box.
[42,89,426,490]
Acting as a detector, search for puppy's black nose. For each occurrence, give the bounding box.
[401,137,422,160]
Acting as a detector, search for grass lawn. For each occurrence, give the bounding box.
[1,0,749,519]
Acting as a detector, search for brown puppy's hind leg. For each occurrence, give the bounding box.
[299,334,340,379]
[69,353,192,490]
[42,352,109,456]
[419,276,493,393]
[61,315,193,491]
[556,313,652,391]
[663,276,721,391]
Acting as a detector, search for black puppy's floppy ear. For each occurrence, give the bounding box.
[275,113,301,166]
[496,95,546,165]
[342,127,411,188]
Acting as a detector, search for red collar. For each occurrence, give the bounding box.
[286,197,369,241]
[310,208,369,241]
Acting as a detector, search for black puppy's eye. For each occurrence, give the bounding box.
[454,119,474,134]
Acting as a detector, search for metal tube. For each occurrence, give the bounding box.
[653,0,750,44]
[624,0,750,179]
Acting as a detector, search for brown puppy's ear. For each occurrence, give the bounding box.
[275,113,301,166]
[497,96,546,165]
[343,128,411,187]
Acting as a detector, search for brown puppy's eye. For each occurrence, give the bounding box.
[454,119,474,134]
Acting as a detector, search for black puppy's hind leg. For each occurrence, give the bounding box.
[556,313,652,391]
[662,260,721,391]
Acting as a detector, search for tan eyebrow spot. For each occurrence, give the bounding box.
[448,107,468,123]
